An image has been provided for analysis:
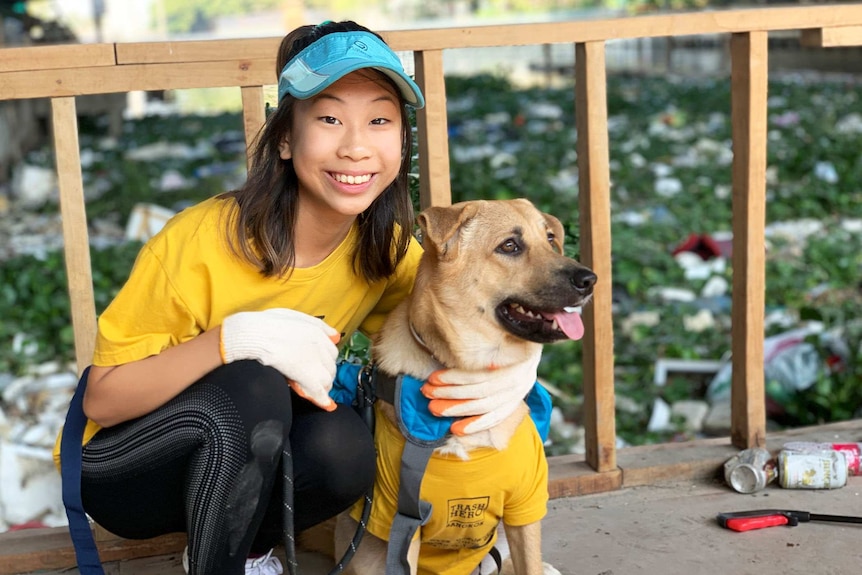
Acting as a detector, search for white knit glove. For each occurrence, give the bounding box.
[220,308,340,411]
[421,347,541,436]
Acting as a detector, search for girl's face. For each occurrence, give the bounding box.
[280,69,404,223]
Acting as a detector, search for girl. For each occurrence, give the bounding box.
[57,20,538,575]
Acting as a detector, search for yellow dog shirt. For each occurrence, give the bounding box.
[352,404,549,575]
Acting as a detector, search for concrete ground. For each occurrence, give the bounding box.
[541,476,862,575]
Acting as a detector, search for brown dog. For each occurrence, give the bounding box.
[333,199,596,575]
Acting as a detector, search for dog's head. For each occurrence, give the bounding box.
[410,199,596,367]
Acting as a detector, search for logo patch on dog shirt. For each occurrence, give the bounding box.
[447,496,490,528]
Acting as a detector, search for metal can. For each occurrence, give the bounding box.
[782,442,862,476]
[724,448,777,493]
[778,449,848,489]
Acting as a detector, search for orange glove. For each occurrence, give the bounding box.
[421,347,541,436]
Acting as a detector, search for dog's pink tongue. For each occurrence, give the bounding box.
[554,310,585,340]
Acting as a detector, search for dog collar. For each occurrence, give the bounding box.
[409,322,442,365]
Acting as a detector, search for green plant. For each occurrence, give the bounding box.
[0,241,143,374]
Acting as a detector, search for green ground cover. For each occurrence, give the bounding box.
[2,72,860,446]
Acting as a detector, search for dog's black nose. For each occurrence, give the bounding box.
[571,268,597,293]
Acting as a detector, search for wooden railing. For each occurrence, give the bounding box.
[2,4,862,572]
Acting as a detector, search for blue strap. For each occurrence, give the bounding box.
[395,374,453,444]
[331,360,363,406]
[60,366,106,575]
[525,382,553,443]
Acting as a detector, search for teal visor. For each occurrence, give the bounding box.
[277,31,425,108]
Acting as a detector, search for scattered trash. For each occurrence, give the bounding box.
[724,447,778,494]
[0,362,76,530]
[646,397,672,433]
[124,202,176,242]
[782,441,861,476]
[771,110,800,128]
[158,169,193,191]
[125,140,212,162]
[672,232,732,260]
[653,358,723,387]
[778,448,847,489]
[835,112,862,134]
[654,176,683,197]
[683,309,715,333]
[706,323,826,406]
[723,443,851,494]
[813,160,839,184]
[11,164,57,209]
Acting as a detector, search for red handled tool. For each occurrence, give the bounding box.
[718,509,862,532]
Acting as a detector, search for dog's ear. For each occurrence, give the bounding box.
[544,212,566,255]
[418,202,482,261]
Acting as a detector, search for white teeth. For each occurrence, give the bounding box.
[564,306,582,313]
[509,303,545,320]
[551,319,559,330]
[334,173,371,184]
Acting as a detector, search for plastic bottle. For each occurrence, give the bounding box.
[778,449,848,489]
[724,447,778,493]
[782,442,861,476]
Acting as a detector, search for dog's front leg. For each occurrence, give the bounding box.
[406,536,420,575]
[500,522,547,575]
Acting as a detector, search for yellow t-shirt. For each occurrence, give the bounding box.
[352,405,549,575]
[54,196,422,466]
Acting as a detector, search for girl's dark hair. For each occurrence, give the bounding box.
[223,20,415,283]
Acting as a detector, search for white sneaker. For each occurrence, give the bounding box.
[182,546,284,575]
[244,549,283,575]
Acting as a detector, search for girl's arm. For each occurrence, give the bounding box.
[83,328,223,428]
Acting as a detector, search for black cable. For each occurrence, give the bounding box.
[283,439,298,575]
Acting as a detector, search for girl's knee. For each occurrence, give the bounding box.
[296,408,376,498]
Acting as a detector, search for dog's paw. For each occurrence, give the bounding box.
[499,560,561,575]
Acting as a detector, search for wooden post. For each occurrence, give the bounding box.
[413,49,452,209]
[52,97,97,377]
[240,85,266,171]
[729,31,768,449]
[575,41,616,473]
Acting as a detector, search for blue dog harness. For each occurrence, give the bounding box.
[331,362,552,445]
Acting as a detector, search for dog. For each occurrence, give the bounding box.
[331,198,596,575]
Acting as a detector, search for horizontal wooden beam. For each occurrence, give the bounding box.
[381,4,862,50]
[0,43,116,73]
[800,25,862,47]
[0,59,274,100]
[0,5,861,77]
[115,37,280,65]
[0,528,185,575]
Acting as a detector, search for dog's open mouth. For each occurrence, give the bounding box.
[497,301,585,343]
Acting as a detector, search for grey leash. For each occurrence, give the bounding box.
[372,371,445,575]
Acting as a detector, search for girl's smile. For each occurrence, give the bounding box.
[331,172,373,185]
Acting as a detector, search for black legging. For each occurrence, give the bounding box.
[79,360,375,575]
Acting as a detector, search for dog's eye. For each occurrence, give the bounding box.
[547,232,556,245]
[497,238,521,254]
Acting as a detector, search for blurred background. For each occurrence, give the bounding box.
[0,0,861,533]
